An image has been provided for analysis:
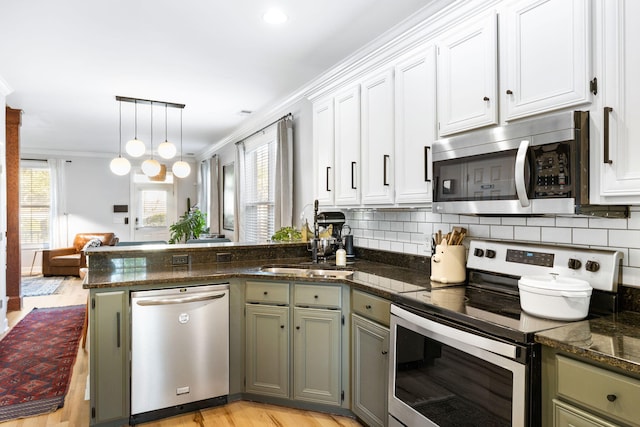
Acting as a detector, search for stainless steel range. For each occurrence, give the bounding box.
[388,240,622,427]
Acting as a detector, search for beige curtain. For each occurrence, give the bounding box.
[234,142,244,243]
[274,116,293,230]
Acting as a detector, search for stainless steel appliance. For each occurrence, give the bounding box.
[432,111,589,215]
[130,284,229,424]
[389,240,622,427]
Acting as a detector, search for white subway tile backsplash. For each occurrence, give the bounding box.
[541,227,572,244]
[609,229,640,249]
[490,226,514,240]
[556,216,589,228]
[514,226,540,241]
[502,217,527,226]
[344,208,640,288]
[572,228,608,246]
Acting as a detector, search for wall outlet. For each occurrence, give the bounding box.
[172,254,190,265]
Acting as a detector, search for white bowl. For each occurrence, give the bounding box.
[518,274,592,321]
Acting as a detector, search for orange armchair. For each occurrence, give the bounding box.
[42,233,119,276]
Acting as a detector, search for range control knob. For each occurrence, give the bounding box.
[474,248,485,257]
[485,249,496,259]
[568,258,582,270]
[585,260,600,272]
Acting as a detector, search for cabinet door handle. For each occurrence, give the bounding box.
[296,326,300,330]
[424,146,431,183]
[483,96,490,101]
[116,311,121,348]
[351,161,357,189]
[326,167,332,191]
[506,89,513,95]
[604,107,613,164]
[381,350,388,355]
[365,305,372,309]
[383,155,390,186]
[606,394,617,402]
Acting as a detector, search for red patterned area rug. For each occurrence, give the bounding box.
[0,305,85,422]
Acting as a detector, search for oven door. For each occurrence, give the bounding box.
[388,305,527,427]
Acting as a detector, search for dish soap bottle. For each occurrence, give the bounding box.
[336,241,347,267]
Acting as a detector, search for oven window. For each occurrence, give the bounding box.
[394,325,512,426]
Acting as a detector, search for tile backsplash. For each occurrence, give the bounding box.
[345,206,640,289]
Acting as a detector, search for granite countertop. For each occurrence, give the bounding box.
[85,248,640,376]
[535,311,640,376]
[83,257,432,302]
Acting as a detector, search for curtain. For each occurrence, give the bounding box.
[274,116,293,230]
[210,155,220,234]
[48,159,67,248]
[198,158,209,218]
[234,142,244,242]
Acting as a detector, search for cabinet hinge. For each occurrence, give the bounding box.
[91,298,95,309]
[341,390,345,402]
[590,77,598,95]
[91,407,96,418]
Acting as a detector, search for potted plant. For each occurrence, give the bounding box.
[169,208,208,243]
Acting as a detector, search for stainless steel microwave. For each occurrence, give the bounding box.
[432,111,589,215]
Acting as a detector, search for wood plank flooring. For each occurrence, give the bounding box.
[0,277,362,427]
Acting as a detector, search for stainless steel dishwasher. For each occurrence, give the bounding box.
[130,284,229,423]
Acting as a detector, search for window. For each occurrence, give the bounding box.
[20,161,51,248]
[133,172,174,228]
[241,128,276,243]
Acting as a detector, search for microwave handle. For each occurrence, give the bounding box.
[515,140,530,208]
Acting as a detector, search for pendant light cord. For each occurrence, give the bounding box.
[134,99,138,139]
[118,100,123,157]
[150,101,154,158]
[180,108,183,161]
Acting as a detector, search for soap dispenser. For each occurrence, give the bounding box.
[336,241,347,267]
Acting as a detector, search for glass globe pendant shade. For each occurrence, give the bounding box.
[157,140,177,159]
[126,138,146,157]
[110,156,131,176]
[172,160,191,178]
[141,158,162,177]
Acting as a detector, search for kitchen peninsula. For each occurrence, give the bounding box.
[83,241,430,427]
[84,241,640,427]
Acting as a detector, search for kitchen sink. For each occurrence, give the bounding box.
[260,265,353,279]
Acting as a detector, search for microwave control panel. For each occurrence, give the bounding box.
[531,142,572,197]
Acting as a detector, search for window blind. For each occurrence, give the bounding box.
[242,129,276,243]
[20,162,51,247]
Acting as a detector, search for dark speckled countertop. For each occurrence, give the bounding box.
[535,311,640,375]
[84,243,640,376]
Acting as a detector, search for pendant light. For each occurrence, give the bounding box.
[157,104,177,159]
[110,100,132,175]
[172,108,191,178]
[125,100,146,157]
[141,102,162,177]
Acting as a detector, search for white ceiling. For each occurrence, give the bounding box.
[1,0,441,158]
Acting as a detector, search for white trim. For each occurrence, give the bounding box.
[0,74,12,97]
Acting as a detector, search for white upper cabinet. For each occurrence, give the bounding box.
[501,0,592,121]
[361,69,395,205]
[313,98,335,206]
[594,0,640,202]
[394,45,437,204]
[334,85,361,206]
[437,11,498,136]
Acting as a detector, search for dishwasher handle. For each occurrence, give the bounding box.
[136,293,226,306]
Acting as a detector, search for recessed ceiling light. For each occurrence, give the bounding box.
[263,8,288,25]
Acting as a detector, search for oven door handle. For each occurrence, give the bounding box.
[515,140,530,208]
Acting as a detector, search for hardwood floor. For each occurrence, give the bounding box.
[0,277,362,427]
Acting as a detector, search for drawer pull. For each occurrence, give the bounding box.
[280,325,285,329]
[382,350,388,355]
[314,295,319,299]
[365,304,372,309]
[607,394,617,402]
[263,291,268,295]
[296,326,300,330]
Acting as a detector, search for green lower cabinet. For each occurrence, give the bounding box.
[245,304,290,398]
[90,290,129,426]
[293,307,342,406]
[351,314,389,427]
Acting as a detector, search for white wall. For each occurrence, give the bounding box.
[22,155,197,273]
